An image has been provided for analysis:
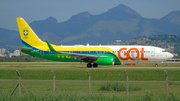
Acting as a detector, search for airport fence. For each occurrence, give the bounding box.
[0,69,180,98]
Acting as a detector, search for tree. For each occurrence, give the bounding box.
[174,46,180,55]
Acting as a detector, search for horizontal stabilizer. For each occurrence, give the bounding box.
[6,45,32,51]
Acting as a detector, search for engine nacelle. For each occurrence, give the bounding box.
[97,57,114,65]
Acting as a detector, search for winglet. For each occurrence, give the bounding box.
[46,41,56,52]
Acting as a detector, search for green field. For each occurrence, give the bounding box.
[0,62,180,100]
[1,69,180,81]
[1,80,180,100]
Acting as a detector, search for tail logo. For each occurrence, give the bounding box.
[24,30,28,36]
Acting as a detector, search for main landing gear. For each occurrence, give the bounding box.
[87,63,98,68]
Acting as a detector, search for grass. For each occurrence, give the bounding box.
[0,92,179,101]
[141,92,180,101]
[0,62,180,100]
[0,77,180,100]
[0,69,180,81]
[1,81,180,97]
[169,81,180,85]
[99,82,141,91]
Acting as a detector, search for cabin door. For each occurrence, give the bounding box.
[151,48,155,56]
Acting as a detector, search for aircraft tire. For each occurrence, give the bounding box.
[93,63,98,68]
[87,63,92,68]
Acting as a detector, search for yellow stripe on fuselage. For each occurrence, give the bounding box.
[36,44,113,52]
[34,44,119,58]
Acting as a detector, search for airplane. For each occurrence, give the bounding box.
[7,18,174,68]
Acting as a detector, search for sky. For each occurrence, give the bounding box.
[0,0,180,31]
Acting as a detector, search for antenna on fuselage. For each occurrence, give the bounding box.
[86,43,89,46]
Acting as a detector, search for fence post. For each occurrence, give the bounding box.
[51,70,55,95]
[124,70,128,97]
[16,70,21,97]
[9,70,30,97]
[164,70,168,95]
[87,70,91,99]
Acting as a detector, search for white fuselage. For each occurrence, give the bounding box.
[60,45,174,64]
[107,45,173,63]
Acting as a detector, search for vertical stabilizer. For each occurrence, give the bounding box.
[16,18,46,48]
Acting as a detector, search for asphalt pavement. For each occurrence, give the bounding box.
[0,67,180,69]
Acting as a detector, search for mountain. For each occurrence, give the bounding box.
[27,4,146,45]
[0,28,21,49]
[161,11,180,25]
[1,4,180,48]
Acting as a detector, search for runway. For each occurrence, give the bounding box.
[0,67,180,69]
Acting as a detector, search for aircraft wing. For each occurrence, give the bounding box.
[46,41,106,62]
[6,45,32,51]
[60,51,100,61]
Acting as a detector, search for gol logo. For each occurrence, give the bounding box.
[118,48,148,61]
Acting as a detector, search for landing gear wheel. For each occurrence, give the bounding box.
[155,64,158,67]
[93,63,98,68]
[87,63,92,68]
